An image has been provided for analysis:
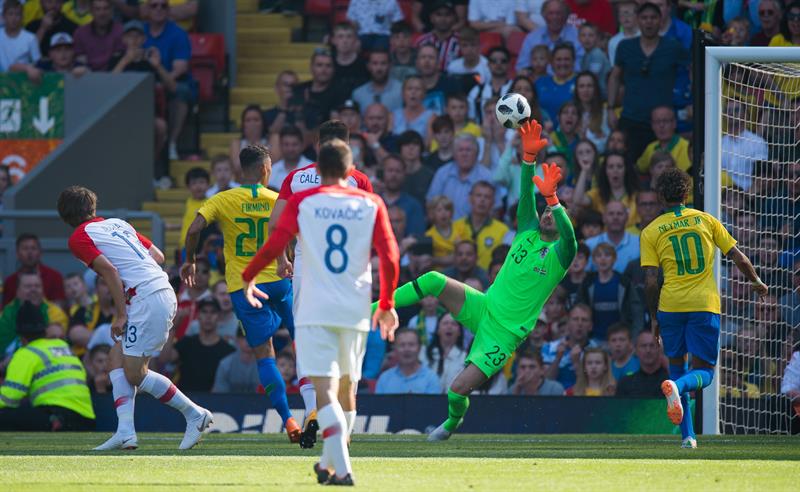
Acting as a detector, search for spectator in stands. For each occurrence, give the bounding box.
[605,128,627,154]
[392,75,435,140]
[781,337,800,412]
[393,131,429,201]
[607,0,639,65]
[375,328,441,394]
[388,205,412,257]
[422,313,466,390]
[445,26,490,84]
[627,190,661,236]
[607,322,639,381]
[508,351,565,395]
[560,243,589,307]
[380,155,426,236]
[636,106,691,175]
[269,125,312,190]
[720,16,751,46]
[212,327,260,393]
[453,181,510,270]
[776,11,800,45]
[751,0,783,46]
[230,105,268,175]
[1,0,41,76]
[143,0,194,161]
[389,21,417,82]
[576,207,603,241]
[467,0,519,38]
[276,351,299,394]
[161,298,234,391]
[73,0,123,71]
[615,330,668,397]
[577,24,610,96]
[721,99,768,191]
[567,0,616,35]
[3,233,65,307]
[584,201,641,273]
[426,115,456,169]
[26,0,78,56]
[263,70,299,139]
[415,44,462,116]
[178,166,209,251]
[425,195,456,269]
[549,102,581,169]
[352,50,403,115]
[0,272,68,354]
[466,46,512,124]
[345,0,404,51]
[174,255,212,338]
[412,0,468,34]
[574,71,610,152]
[363,102,396,162]
[87,344,112,393]
[515,0,547,32]
[61,0,92,25]
[33,32,88,76]
[408,294,444,344]
[573,152,640,228]
[185,280,238,343]
[427,134,494,219]
[536,43,577,129]
[330,21,368,93]
[205,154,238,198]
[607,2,689,164]
[569,347,616,396]
[67,275,115,356]
[516,0,583,73]
[337,99,362,134]
[443,239,490,286]
[414,0,460,71]
[542,303,598,388]
[292,48,348,132]
[780,259,799,331]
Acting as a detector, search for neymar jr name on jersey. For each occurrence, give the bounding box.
[657,215,702,234]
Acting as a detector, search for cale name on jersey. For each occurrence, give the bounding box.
[68,218,170,298]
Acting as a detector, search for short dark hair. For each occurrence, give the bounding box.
[3,0,22,14]
[390,21,412,35]
[656,168,691,204]
[197,297,221,312]
[368,49,390,61]
[431,114,455,133]
[318,120,349,145]
[487,46,510,59]
[471,180,495,195]
[239,144,271,173]
[607,322,631,340]
[65,272,84,282]
[15,232,39,249]
[397,129,424,149]
[185,167,210,186]
[446,92,468,105]
[89,343,111,358]
[552,42,576,60]
[518,350,544,366]
[279,125,304,141]
[16,301,46,338]
[576,242,591,258]
[57,186,97,228]
[637,2,662,16]
[394,327,420,344]
[317,139,352,179]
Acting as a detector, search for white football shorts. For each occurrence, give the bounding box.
[295,325,367,382]
[122,288,177,357]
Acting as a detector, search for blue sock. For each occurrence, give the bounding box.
[669,363,695,439]
[257,357,292,424]
[675,367,714,393]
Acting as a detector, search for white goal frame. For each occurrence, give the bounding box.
[703,47,799,435]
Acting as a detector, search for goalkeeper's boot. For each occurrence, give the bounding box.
[299,409,319,449]
[286,417,302,444]
[314,462,332,484]
[661,380,684,425]
[325,473,355,486]
[93,432,138,451]
[427,423,452,442]
[681,437,697,449]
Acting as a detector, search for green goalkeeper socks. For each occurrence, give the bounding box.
[371,271,447,314]
[443,389,469,433]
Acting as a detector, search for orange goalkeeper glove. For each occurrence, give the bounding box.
[533,162,563,206]
[518,119,548,163]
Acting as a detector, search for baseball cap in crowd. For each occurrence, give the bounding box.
[123,20,145,34]
[50,32,73,48]
[16,301,46,337]
[430,0,455,13]
[338,99,360,114]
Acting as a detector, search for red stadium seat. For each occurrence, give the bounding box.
[188,33,230,150]
[479,32,503,55]
[333,0,350,24]
[507,30,527,56]
[399,0,413,24]
[304,0,332,16]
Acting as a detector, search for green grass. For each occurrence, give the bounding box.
[1,433,798,490]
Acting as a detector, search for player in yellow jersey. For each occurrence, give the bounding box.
[180,145,301,442]
[641,168,767,449]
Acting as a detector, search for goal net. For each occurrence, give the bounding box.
[705,48,799,435]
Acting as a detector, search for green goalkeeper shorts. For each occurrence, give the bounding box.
[454,285,524,378]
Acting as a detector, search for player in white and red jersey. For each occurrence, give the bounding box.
[57,186,212,451]
[269,120,373,448]
[243,139,399,486]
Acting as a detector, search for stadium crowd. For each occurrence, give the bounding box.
[0,0,798,407]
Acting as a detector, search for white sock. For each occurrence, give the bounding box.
[138,370,199,419]
[299,377,317,414]
[318,403,352,478]
[110,368,136,435]
[344,410,356,436]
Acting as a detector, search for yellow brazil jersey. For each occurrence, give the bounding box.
[452,216,509,270]
[636,136,691,174]
[197,185,280,292]
[426,225,455,261]
[640,205,737,314]
[587,188,640,229]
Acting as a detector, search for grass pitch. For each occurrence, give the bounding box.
[1,433,798,491]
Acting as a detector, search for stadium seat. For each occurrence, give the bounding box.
[479,32,503,55]
[304,0,332,16]
[188,33,230,151]
[399,0,413,25]
[333,0,350,24]
[507,30,527,56]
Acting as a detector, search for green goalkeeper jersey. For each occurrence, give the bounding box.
[485,162,576,336]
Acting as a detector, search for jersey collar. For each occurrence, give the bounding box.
[667,204,686,216]
[240,184,264,198]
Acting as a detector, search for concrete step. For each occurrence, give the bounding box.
[236,0,259,13]
[236,27,293,44]
[235,42,320,60]
[142,201,186,216]
[237,56,311,74]
[231,87,278,105]
[169,160,210,187]
[236,13,302,29]
[155,188,190,202]
[201,132,239,148]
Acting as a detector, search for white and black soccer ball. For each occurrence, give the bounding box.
[495,92,531,129]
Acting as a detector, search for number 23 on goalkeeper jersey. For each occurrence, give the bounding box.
[640,205,737,314]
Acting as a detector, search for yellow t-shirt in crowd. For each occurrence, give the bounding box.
[61,1,93,25]
[430,121,482,152]
[426,225,456,261]
[636,136,691,174]
[452,216,509,270]
[640,205,737,313]
[586,188,640,229]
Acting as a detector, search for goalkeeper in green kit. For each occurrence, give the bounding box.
[373,120,577,441]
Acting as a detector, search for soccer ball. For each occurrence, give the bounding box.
[495,93,531,129]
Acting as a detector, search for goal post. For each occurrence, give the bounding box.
[703,47,799,435]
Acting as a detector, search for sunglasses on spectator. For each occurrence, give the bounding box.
[758,9,774,15]
[489,57,508,64]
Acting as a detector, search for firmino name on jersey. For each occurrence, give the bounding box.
[315,207,365,221]
[242,202,271,213]
[657,216,701,234]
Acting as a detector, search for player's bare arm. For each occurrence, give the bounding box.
[643,266,661,340]
[726,246,768,298]
[180,214,207,287]
[149,245,166,265]
[89,255,129,337]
